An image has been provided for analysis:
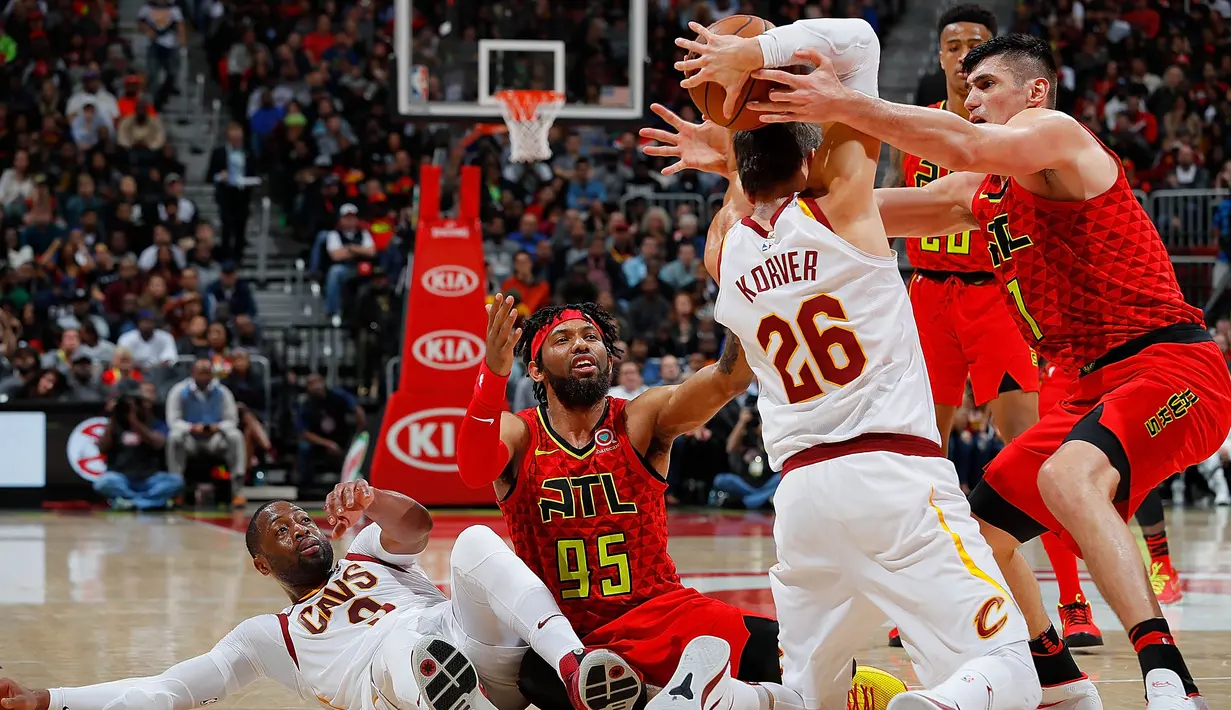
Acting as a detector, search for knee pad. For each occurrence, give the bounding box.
[451,525,511,576]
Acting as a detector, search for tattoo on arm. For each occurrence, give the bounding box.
[717,331,742,374]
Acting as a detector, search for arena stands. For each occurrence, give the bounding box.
[2,0,1230,507]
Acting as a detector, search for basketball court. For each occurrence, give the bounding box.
[3,507,1230,706]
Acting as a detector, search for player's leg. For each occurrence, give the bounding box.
[447,525,641,710]
[849,454,1038,710]
[1135,488,1183,605]
[909,273,967,460]
[1034,344,1231,704]
[1039,532,1102,647]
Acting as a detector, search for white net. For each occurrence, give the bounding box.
[495,90,565,163]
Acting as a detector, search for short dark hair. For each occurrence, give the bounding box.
[962,34,1058,107]
[733,123,822,201]
[938,4,997,37]
[245,501,280,558]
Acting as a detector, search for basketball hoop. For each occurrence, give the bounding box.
[494,89,564,163]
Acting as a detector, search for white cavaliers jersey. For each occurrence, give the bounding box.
[714,195,939,470]
[278,524,447,709]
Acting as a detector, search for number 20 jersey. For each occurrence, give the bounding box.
[498,397,684,637]
[902,101,994,273]
[713,195,940,472]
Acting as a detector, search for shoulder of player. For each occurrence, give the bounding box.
[1006,107,1087,142]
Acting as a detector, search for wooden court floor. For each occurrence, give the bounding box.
[2,506,1230,707]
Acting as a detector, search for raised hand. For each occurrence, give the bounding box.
[325,479,376,538]
[748,48,848,125]
[484,293,521,377]
[674,21,765,119]
[638,104,733,177]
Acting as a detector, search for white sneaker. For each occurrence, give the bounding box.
[1145,669,1208,709]
[886,690,965,709]
[398,635,497,710]
[646,636,733,710]
[1039,677,1102,709]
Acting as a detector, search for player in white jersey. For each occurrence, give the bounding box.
[639,17,1044,710]
[0,480,642,710]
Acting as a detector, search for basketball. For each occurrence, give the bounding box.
[850,665,909,710]
[684,15,795,132]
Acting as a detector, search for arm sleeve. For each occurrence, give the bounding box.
[757,18,880,98]
[47,617,278,710]
[456,365,511,489]
[348,521,423,567]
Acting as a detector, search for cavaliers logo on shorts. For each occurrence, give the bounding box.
[974,596,1008,640]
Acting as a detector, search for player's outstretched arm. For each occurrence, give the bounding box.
[326,479,432,553]
[749,56,1081,178]
[457,294,530,490]
[675,17,879,117]
[874,171,983,238]
[627,331,752,443]
[0,620,270,710]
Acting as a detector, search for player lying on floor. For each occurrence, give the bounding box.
[0,480,640,710]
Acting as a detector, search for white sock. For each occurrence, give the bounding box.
[729,683,806,710]
[928,642,1041,710]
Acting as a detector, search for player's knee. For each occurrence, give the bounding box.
[452,525,509,572]
[975,516,1019,564]
[1039,444,1120,518]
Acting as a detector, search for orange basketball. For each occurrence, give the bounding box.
[684,15,800,132]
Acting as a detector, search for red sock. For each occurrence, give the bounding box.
[1042,532,1085,606]
[1144,531,1171,569]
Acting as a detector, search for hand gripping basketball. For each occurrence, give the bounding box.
[326,479,376,538]
[674,21,764,119]
[748,48,849,125]
[0,679,45,710]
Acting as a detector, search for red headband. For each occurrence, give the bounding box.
[530,309,605,360]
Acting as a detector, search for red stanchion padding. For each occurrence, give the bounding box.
[370,166,491,505]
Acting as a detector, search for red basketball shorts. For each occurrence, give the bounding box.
[581,587,756,688]
[974,337,1231,546]
[908,272,1039,407]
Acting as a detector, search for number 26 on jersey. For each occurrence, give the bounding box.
[757,293,870,404]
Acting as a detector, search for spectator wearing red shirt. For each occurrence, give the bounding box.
[1124,0,1161,39]
[501,251,550,316]
[303,15,336,62]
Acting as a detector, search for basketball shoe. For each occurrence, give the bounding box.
[1057,597,1103,648]
[1039,676,1102,709]
[402,635,497,710]
[560,648,642,710]
[887,627,902,648]
[1144,669,1209,709]
[1150,560,1184,605]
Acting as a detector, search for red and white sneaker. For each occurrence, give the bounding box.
[887,627,902,648]
[1145,669,1208,709]
[560,648,642,710]
[1151,560,1184,605]
[1058,598,1103,648]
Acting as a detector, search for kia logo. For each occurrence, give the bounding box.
[421,265,480,297]
[385,407,465,472]
[412,330,485,371]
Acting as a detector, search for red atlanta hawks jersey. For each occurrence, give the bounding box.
[497,396,684,637]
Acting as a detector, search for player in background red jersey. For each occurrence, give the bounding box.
[456,296,903,710]
[747,31,1231,708]
[885,4,1042,651]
